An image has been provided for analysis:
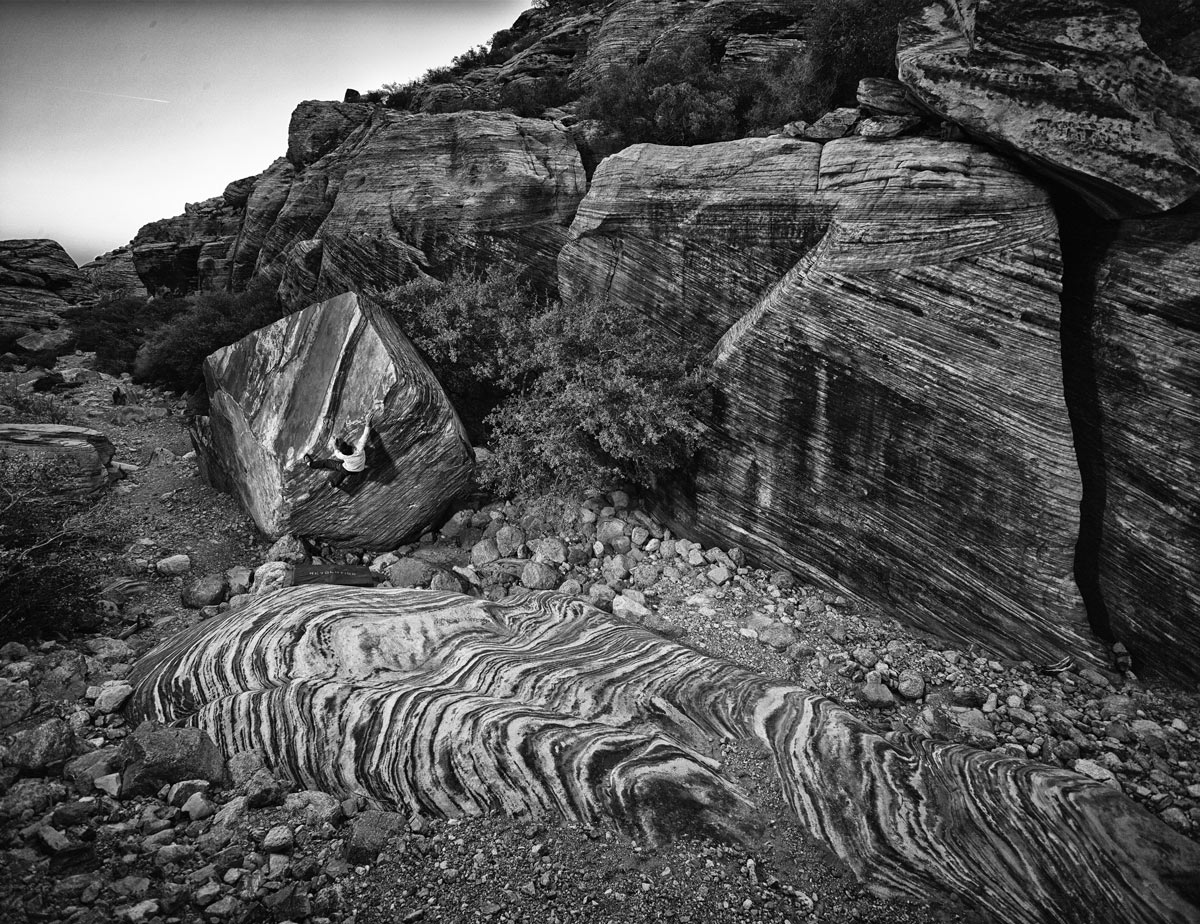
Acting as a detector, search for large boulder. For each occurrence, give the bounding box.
[192,291,474,550]
[0,239,94,355]
[124,586,1200,924]
[0,424,115,497]
[896,0,1200,218]
[560,136,1097,669]
[255,109,586,306]
[1085,207,1200,682]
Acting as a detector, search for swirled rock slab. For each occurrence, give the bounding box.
[0,424,115,497]
[125,587,1200,924]
[1091,209,1200,682]
[896,0,1200,217]
[256,110,586,307]
[193,291,473,550]
[561,136,1097,669]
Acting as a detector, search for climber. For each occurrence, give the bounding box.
[304,400,384,494]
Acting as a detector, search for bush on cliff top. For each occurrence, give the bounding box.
[375,269,709,496]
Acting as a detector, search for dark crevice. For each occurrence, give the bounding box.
[1053,187,1117,644]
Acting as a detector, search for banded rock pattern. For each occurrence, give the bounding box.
[1091,209,1200,682]
[193,291,473,549]
[896,0,1200,217]
[80,246,147,299]
[560,136,1097,669]
[256,110,586,307]
[0,424,115,497]
[125,587,1200,924]
[0,239,95,353]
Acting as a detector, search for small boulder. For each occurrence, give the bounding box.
[94,680,134,714]
[758,623,799,652]
[2,718,76,770]
[283,789,342,827]
[896,670,926,700]
[346,810,407,864]
[0,678,34,729]
[520,562,560,591]
[182,573,229,609]
[387,558,435,588]
[612,594,651,621]
[495,524,526,557]
[267,535,311,565]
[155,554,191,576]
[120,722,227,796]
[471,538,500,567]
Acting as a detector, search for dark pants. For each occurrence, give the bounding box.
[308,457,367,493]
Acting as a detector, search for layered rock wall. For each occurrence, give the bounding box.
[256,110,586,307]
[1087,208,1200,680]
[560,136,1097,668]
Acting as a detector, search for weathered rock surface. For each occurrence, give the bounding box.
[1088,207,1200,682]
[896,0,1200,217]
[124,586,1200,924]
[192,291,474,549]
[0,239,94,353]
[286,99,373,168]
[561,136,1097,669]
[228,157,295,291]
[257,110,586,307]
[132,195,245,294]
[0,424,115,497]
[79,246,147,298]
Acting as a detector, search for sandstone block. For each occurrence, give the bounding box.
[896,0,1200,217]
[193,292,474,550]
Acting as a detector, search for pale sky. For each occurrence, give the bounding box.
[0,0,531,266]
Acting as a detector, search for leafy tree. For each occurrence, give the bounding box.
[63,295,188,375]
[132,282,285,392]
[377,269,708,497]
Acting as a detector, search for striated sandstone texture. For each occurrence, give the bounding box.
[132,195,245,295]
[79,246,147,299]
[125,586,1200,924]
[256,110,586,307]
[1089,208,1200,682]
[228,157,295,291]
[0,239,95,354]
[0,424,115,497]
[561,136,1098,669]
[286,99,373,168]
[193,291,473,550]
[896,0,1200,217]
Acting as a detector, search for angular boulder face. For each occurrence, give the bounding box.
[1090,209,1200,681]
[561,137,1097,669]
[194,291,474,550]
[896,0,1200,218]
[256,110,587,308]
[125,587,1200,924]
[0,424,115,497]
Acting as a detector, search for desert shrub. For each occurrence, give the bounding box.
[804,0,925,109]
[377,270,708,496]
[132,282,285,393]
[499,77,577,117]
[0,450,102,641]
[480,297,709,496]
[63,295,188,375]
[375,268,540,441]
[0,376,72,424]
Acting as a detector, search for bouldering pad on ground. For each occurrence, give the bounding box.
[292,564,377,587]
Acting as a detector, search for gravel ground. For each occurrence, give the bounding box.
[1,356,1197,924]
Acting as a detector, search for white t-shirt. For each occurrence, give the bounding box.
[332,423,369,472]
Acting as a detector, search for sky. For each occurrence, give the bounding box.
[0,0,531,266]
